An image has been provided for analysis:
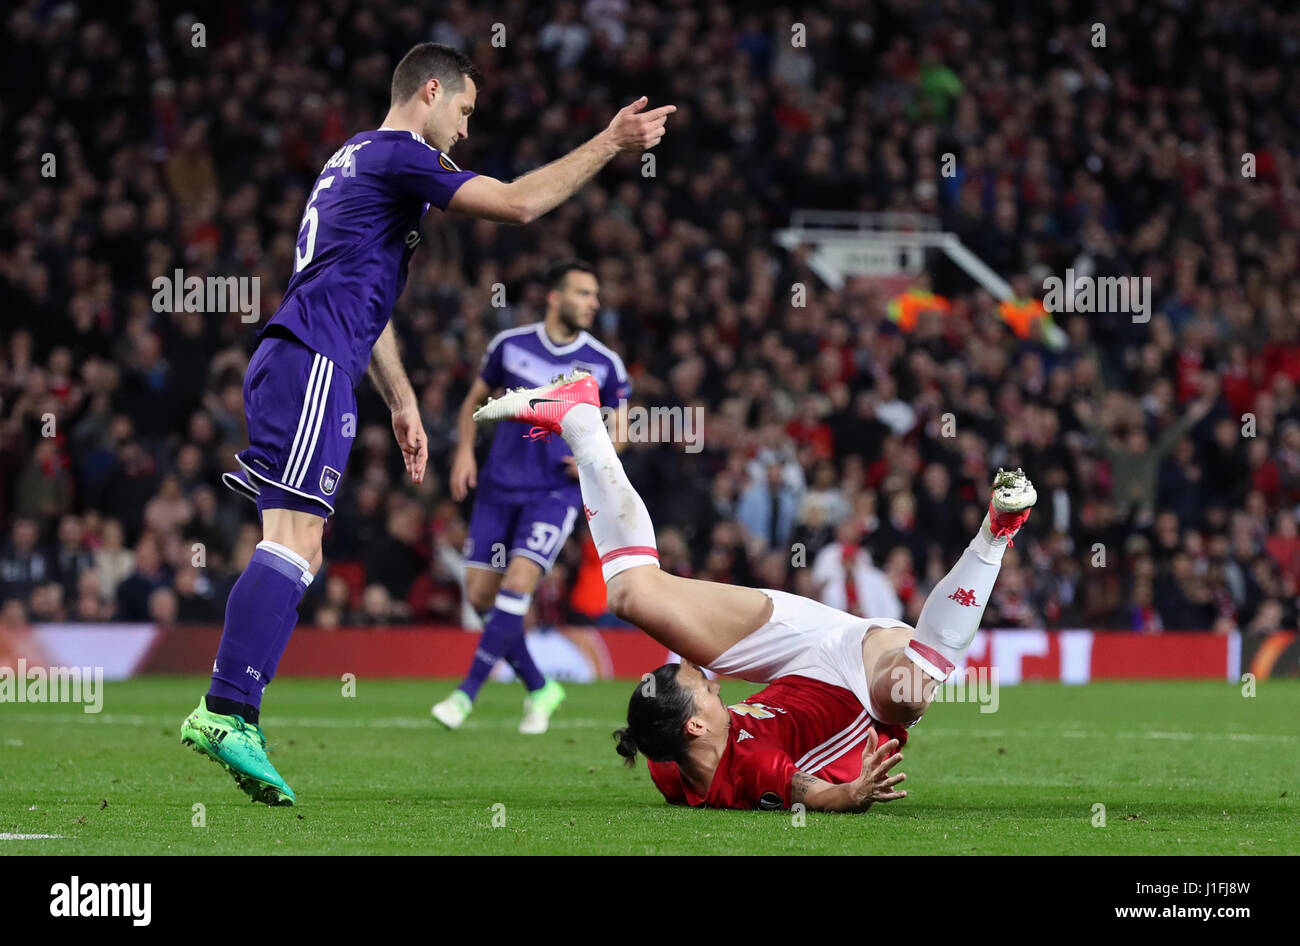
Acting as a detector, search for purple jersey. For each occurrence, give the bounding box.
[478,324,631,494]
[266,129,476,385]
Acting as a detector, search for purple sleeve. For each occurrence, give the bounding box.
[600,356,631,409]
[388,138,477,210]
[479,336,505,388]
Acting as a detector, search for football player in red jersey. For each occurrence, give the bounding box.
[474,372,1036,811]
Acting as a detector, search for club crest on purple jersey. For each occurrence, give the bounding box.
[320,466,340,495]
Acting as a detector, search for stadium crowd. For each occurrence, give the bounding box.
[3,0,1299,640]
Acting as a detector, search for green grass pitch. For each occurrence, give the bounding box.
[2,677,1296,855]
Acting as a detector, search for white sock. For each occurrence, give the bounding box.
[560,404,658,581]
[905,523,1005,679]
[970,511,1012,564]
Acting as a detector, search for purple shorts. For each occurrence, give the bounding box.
[464,489,580,574]
[221,334,356,518]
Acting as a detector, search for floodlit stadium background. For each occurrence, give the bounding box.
[3,0,1299,683]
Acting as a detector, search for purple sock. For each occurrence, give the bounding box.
[505,632,546,692]
[208,542,311,707]
[459,591,530,701]
[247,565,313,712]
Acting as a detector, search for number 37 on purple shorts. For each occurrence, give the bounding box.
[463,490,580,574]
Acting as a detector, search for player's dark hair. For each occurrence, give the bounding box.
[545,258,596,292]
[613,663,696,767]
[390,43,483,105]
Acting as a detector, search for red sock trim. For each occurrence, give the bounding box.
[905,640,956,676]
[599,545,659,565]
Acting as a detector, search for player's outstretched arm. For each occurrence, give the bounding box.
[368,320,427,484]
[446,97,675,225]
[791,728,907,813]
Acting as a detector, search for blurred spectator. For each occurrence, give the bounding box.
[92,519,135,603]
[736,461,800,550]
[148,586,180,627]
[1154,553,1218,631]
[73,570,112,622]
[29,582,67,622]
[52,514,95,598]
[1265,511,1300,589]
[173,564,221,623]
[15,440,73,522]
[1,599,28,633]
[358,583,408,625]
[1075,392,1215,523]
[364,499,427,603]
[810,518,903,620]
[984,553,1040,628]
[115,537,171,622]
[0,518,51,605]
[311,574,356,630]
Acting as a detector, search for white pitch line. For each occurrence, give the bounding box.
[913,728,1295,743]
[4,714,1294,742]
[0,834,65,840]
[0,712,616,731]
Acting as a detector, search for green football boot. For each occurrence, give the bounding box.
[518,679,566,735]
[180,700,296,806]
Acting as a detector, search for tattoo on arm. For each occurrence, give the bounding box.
[791,771,819,806]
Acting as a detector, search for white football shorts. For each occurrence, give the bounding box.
[707,588,913,719]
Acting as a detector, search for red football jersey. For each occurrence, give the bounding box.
[646,675,909,810]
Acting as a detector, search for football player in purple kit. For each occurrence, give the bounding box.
[180,43,675,805]
[434,260,630,734]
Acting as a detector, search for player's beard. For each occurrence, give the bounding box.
[558,306,587,336]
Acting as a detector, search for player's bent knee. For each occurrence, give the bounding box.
[499,558,543,596]
[463,568,501,614]
[604,565,664,624]
[604,573,643,622]
[604,577,632,620]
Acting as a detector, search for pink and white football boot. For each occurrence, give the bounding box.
[472,369,601,438]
